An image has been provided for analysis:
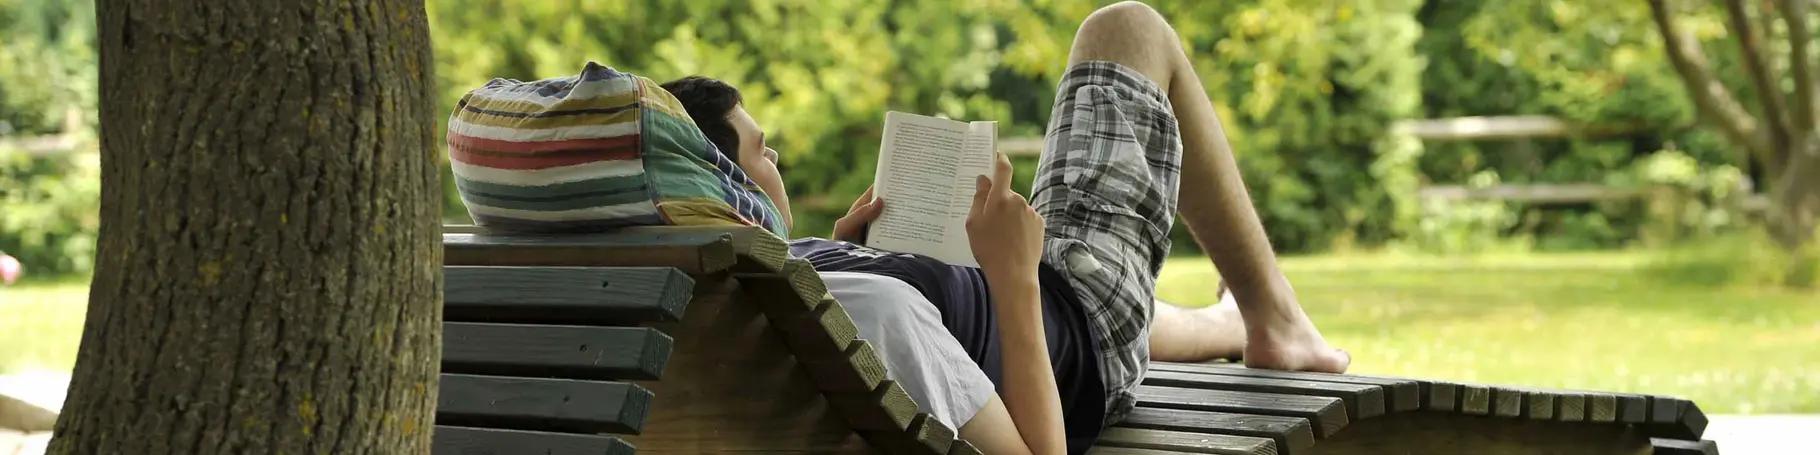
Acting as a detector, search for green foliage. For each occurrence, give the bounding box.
[0,0,95,136]
[429,0,1426,251]
[0,0,1794,267]
[429,0,1011,237]
[0,153,99,275]
[1412,172,1523,254]
[1643,228,1820,289]
[1407,0,1752,252]
[0,0,98,276]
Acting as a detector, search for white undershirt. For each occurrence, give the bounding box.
[822,271,995,430]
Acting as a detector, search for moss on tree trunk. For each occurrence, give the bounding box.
[48,0,443,453]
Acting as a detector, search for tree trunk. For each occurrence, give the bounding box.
[1768,145,1820,250]
[48,0,442,454]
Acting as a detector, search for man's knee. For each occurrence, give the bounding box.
[1068,1,1183,86]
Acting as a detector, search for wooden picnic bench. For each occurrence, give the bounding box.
[429,225,1721,455]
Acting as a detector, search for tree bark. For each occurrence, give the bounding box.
[1723,0,1793,165]
[1648,0,1775,165]
[1777,0,1817,135]
[48,0,442,454]
[1769,145,1820,249]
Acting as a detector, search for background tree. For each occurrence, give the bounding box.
[1649,0,1820,250]
[45,0,443,453]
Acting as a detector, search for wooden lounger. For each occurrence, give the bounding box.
[430,225,1719,455]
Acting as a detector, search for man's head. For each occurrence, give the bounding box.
[660,76,791,231]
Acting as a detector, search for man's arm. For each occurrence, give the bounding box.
[831,153,1066,453]
[959,153,1066,455]
[985,269,1064,454]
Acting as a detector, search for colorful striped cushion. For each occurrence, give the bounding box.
[447,62,788,236]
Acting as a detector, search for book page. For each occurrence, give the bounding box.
[866,111,988,268]
[953,122,996,215]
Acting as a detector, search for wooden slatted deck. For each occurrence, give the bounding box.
[433,225,1721,455]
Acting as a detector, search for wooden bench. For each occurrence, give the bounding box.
[430,225,1721,455]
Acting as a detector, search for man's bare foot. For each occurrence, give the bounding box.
[1241,303,1350,373]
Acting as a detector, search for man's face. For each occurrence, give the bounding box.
[725,106,792,231]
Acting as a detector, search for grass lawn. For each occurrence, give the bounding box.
[0,276,89,376]
[2,252,1814,414]
[1158,251,1820,415]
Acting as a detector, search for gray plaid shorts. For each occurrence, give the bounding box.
[1031,61,1182,426]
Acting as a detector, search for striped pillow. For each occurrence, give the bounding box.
[447,62,788,236]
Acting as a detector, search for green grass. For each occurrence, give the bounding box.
[0,277,90,375]
[3,252,1815,414]
[1157,251,1820,415]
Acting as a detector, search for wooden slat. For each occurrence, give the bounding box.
[442,323,672,380]
[827,380,918,431]
[1117,407,1314,455]
[448,225,789,274]
[1421,382,1458,412]
[626,282,873,453]
[0,393,57,432]
[1489,387,1523,418]
[773,296,861,360]
[1000,137,1046,156]
[904,413,956,454]
[798,339,888,393]
[1651,438,1719,455]
[1557,393,1586,422]
[1134,386,1347,438]
[1148,362,1419,412]
[1459,385,1491,415]
[1142,370,1385,420]
[1619,394,1650,423]
[1417,183,1645,204]
[1650,396,1682,423]
[430,426,635,455]
[444,266,695,324]
[1680,398,1710,436]
[435,374,652,435]
[1096,427,1279,455]
[1389,115,1647,141]
[444,231,739,274]
[1312,411,1655,454]
[1503,385,1655,425]
[1647,397,1708,440]
[947,440,984,455]
[1588,394,1618,422]
[1522,390,1555,420]
[1088,448,1195,455]
[619,225,793,273]
[740,259,830,318]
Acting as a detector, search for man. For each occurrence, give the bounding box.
[664,2,1347,452]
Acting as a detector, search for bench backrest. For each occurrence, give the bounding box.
[432,265,694,454]
[430,227,983,454]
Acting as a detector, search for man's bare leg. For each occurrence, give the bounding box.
[1150,294,1245,362]
[1068,1,1348,372]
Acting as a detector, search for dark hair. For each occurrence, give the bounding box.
[660,76,744,161]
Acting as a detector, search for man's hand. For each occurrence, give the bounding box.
[966,152,1044,284]
[832,185,884,243]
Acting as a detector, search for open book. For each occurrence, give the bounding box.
[863,111,997,268]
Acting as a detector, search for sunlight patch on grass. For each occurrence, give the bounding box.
[1157,253,1820,414]
[0,280,88,375]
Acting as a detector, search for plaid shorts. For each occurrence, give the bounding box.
[1032,61,1182,426]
